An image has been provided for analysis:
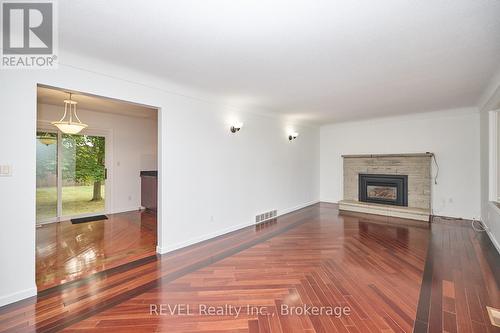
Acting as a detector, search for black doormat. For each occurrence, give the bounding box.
[71,215,108,224]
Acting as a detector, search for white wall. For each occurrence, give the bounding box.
[320,108,481,220]
[162,106,320,251]
[480,109,500,253]
[37,104,158,214]
[0,51,320,307]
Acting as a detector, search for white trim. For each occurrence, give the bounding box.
[319,200,340,205]
[0,287,37,308]
[156,106,163,257]
[36,86,161,239]
[486,207,500,254]
[471,202,500,255]
[156,200,319,255]
[157,220,253,254]
[489,111,498,201]
[56,130,62,217]
[111,206,142,214]
[277,200,319,216]
[8,85,163,309]
[487,230,500,255]
[489,200,500,215]
[487,202,500,254]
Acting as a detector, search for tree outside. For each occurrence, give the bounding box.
[63,134,106,201]
[36,133,106,221]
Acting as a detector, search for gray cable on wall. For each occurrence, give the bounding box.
[432,153,439,185]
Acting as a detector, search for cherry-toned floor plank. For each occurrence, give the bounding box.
[61,204,430,332]
[1,203,498,333]
[36,210,157,291]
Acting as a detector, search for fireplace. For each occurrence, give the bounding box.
[358,174,408,206]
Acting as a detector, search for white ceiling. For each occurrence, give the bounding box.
[37,86,157,119]
[59,0,500,123]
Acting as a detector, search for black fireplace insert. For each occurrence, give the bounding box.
[358,174,408,206]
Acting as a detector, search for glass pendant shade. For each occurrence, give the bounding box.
[52,121,88,134]
[52,94,88,134]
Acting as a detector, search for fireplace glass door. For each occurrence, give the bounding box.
[359,174,408,206]
[367,185,398,201]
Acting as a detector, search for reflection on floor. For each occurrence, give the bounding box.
[36,185,106,221]
[36,210,157,291]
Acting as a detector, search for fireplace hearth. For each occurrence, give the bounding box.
[358,174,408,207]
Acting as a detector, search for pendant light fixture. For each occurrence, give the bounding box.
[51,93,88,134]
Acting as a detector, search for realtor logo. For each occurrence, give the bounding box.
[1,1,57,68]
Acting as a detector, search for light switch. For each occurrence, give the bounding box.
[0,165,12,177]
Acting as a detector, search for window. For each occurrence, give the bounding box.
[490,110,500,204]
[498,112,500,202]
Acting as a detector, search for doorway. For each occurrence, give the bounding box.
[35,85,159,291]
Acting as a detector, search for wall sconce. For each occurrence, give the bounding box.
[230,122,243,133]
[288,132,299,141]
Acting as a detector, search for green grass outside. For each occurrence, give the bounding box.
[36,185,105,221]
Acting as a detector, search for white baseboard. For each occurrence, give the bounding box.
[157,220,254,254]
[0,286,37,308]
[112,207,142,214]
[277,200,319,216]
[486,229,500,254]
[485,202,500,255]
[157,200,320,255]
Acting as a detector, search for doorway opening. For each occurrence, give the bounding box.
[36,85,160,291]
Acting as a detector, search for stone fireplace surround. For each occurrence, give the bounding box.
[339,153,433,222]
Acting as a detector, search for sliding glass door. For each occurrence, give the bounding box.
[36,130,107,223]
[61,134,106,217]
[36,132,58,221]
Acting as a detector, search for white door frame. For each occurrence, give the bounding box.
[36,122,113,224]
[35,125,58,225]
[490,110,500,202]
[36,83,162,257]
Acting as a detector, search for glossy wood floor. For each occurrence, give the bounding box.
[36,210,157,291]
[1,203,498,332]
[414,217,500,333]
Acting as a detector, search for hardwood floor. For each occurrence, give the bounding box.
[1,203,498,332]
[414,217,500,333]
[36,210,157,291]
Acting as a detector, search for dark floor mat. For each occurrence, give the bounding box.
[71,215,108,224]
